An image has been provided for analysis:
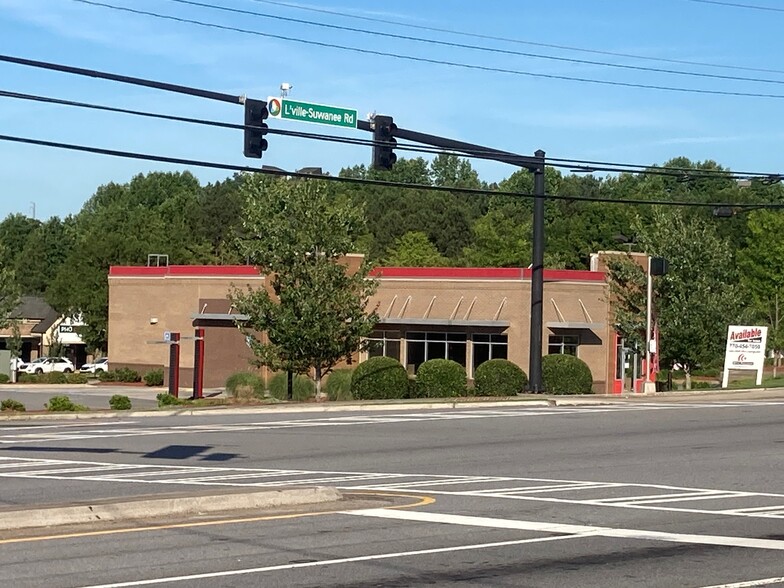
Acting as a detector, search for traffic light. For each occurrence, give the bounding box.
[372,114,396,170]
[243,98,268,159]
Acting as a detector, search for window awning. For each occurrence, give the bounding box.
[547,321,605,330]
[191,313,249,321]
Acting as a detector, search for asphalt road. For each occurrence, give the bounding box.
[1,398,783,587]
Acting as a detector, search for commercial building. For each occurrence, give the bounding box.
[107,259,625,393]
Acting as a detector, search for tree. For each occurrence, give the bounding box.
[737,210,784,377]
[605,253,647,350]
[462,202,531,267]
[635,208,744,388]
[0,244,19,330]
[14,216,75,296]
[386,232,449,267]
[230,176,379,399]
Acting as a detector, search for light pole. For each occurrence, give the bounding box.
[644,256,655,394]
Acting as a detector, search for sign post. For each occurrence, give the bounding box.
[721,325,767,388]
[267,97,357,129]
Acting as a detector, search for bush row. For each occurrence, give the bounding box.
[221,354,593,403]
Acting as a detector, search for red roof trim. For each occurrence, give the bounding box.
[109,265,262,277]
[375,267,605,282]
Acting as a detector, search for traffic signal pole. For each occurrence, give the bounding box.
[359,119,547,392]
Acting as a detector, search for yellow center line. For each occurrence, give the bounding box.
[0,491,435,546]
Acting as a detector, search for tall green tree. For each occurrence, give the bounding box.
[230,175,378,399]
[0,244,19,329]
[635,208,744,388]
[386,231,449,267]
[737,210,784,377]
[14,216,76,295]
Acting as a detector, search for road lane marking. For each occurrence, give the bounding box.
[74,534,583,588]
[697,578,784,587]
[345,508,784,551]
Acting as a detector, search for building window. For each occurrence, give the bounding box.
[548,334,579,356]
[367,330,401,361]
[407,332,467,372]
[472,333,508,372]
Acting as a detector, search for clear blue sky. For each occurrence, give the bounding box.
[2,0,784,220]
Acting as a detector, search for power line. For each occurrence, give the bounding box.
[159,0,784,88]
[685,0,784,12]
[69,0,784,101]
[4,86,779,182]
[250,0,784,76]
[1,132,781,210]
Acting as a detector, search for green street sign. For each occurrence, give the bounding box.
[267,97,357,129]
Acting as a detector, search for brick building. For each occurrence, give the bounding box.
[107,259,619,392]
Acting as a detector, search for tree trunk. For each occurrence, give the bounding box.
[685,369,692,390]
[775,353,779,380]
[315,365,325,401]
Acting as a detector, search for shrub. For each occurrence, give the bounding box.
[225,371,264,400]
[109,394,132,410]
[0,374,9,384]
[18,373,38,383]
[416,359,467,398]
[46,395,87,412]
[65,373,89,384]
[267,372,315,401]
[351,357,409,400]
[1,399,25,412]
[157,393,184,407]
[541,354,593,395]
[116,368,141,383]
[144,369,164,387]
[325,369,353,401]
[98,370,116,382]
[43,372,67,384]
[473,359,528,397]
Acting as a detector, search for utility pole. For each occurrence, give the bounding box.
[528,150,546,393]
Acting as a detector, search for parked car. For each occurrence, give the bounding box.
[16,357,47,372]
[21,357,75,375]
[80,357,109,374]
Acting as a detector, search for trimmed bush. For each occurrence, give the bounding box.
[109,394,132,410]
[541,354,594,395]
[325,369,353,401]
[1,399,25,412]
[0,374,9,384]
[416,359,466,398]
[97,370,117,382]
[351,357,409,400]
[156,393,184,407]
[116,368,141,383]
[65,373,89,384]
[45,395,87,412]
[42,372,67,384]
[473,359,528,397]
[144,369,164,387]
[267,372,315,401]
[225,371,264,400]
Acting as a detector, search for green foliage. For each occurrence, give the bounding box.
[267,372,315,401]
[0,244,20,329]
[473,359,528,397]
[43,372,67,384]
[351,356,409,400]
[109,395,132,410]
[156,393,184,407]
[225,371,264,399]
[1,399,25,412]
[605,254,647,349]
[46,395,87,412]
[325,369,353,401]
[97,370,116,382]
[143,369,164,387]
[416,359,467,398]
[101,368,141,383]
[7,320,23,360]
[462,202,531,267]
[0,374,9,384]
[231,177,378,398]
[385,232,449,267]
[542,354,594,395]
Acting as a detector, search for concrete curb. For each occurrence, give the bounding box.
[0,487,342,531]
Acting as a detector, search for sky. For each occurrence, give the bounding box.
[2,0,784,220]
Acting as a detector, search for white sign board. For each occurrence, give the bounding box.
[721,325,767,388]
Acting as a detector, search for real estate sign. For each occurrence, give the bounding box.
[721,325,768,388]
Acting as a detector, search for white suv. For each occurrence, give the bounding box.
[80,357,109,374]
[22,357,75,374]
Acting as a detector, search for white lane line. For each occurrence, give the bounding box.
[74,534,583,588]
[697,577,784,587]
[345,509,784,551]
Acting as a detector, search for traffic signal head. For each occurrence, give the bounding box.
[372,114,397,171]
[243,98,269,159]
